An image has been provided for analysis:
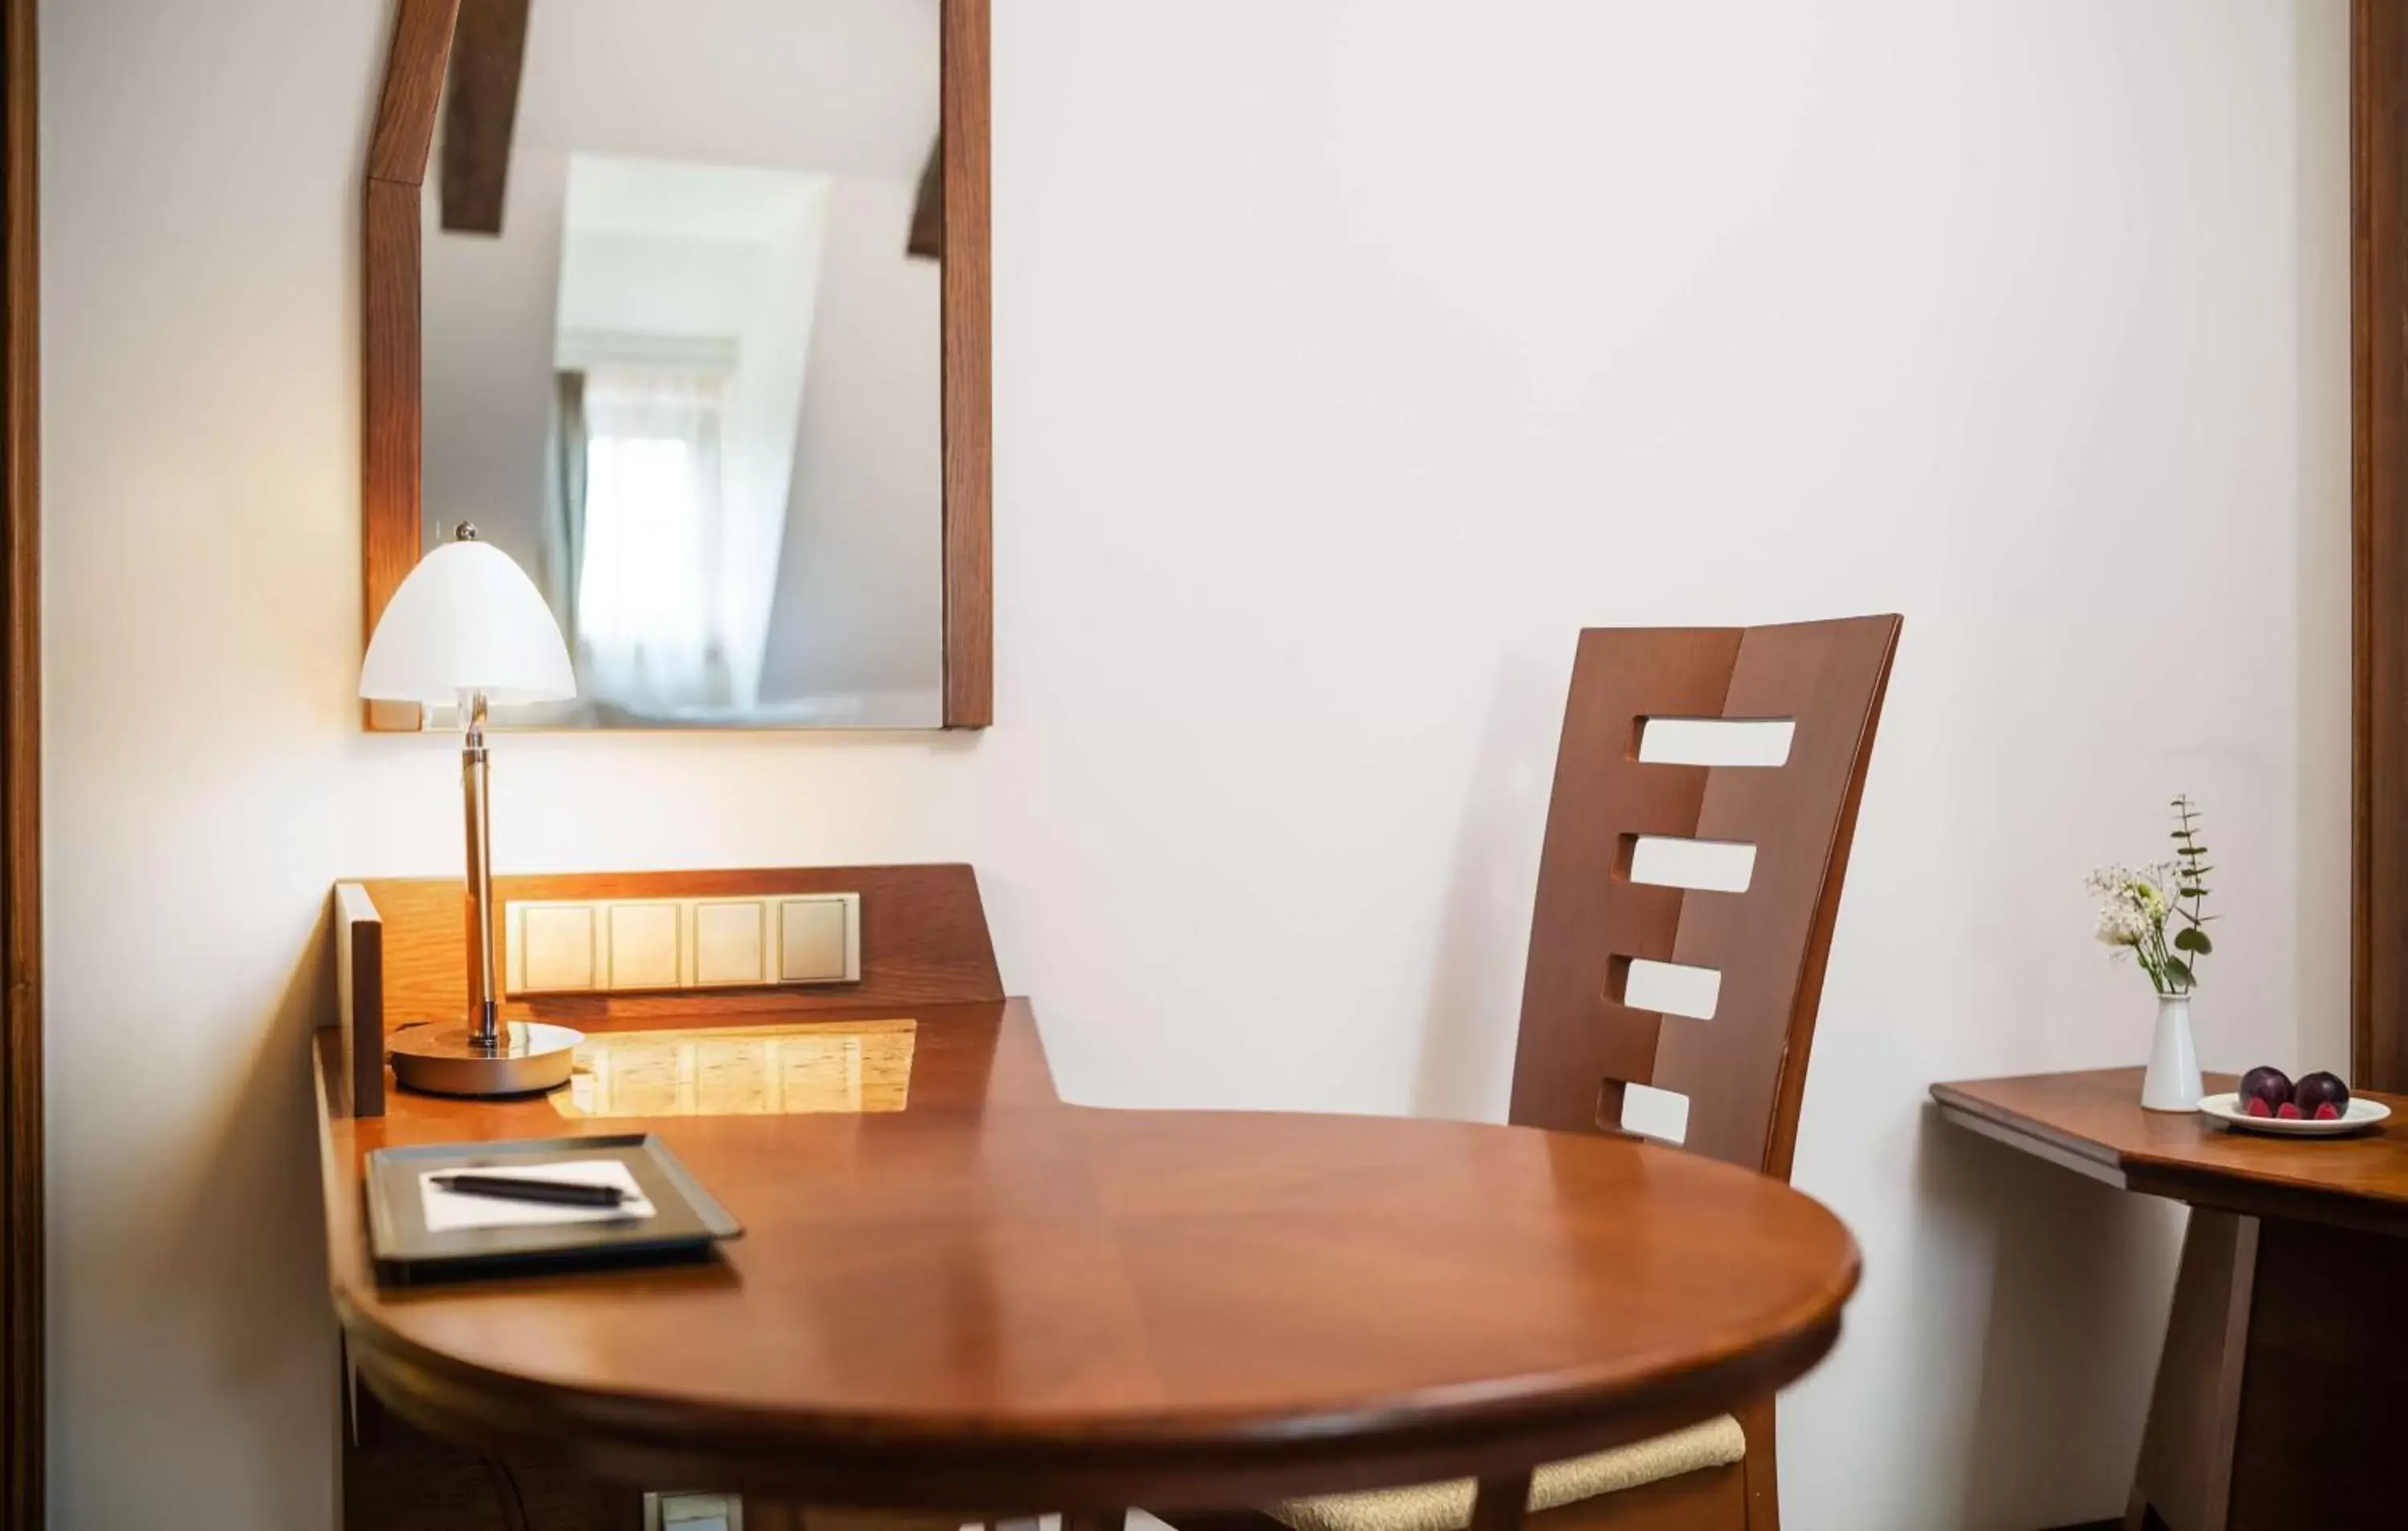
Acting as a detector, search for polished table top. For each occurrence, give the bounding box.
[1931,1067,2408,1237]
[319,1001,1861,1510]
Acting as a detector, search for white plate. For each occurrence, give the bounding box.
[2198,1092,2390,1136]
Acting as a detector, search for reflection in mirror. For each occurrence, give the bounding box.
[422,0,943,728]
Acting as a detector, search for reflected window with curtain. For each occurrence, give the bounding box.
[544,370,587,643]
[567,368,735,713]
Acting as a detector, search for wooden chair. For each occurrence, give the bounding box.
[1159,615,1901,1531]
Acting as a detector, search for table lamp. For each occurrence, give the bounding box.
[361,524,581,1096]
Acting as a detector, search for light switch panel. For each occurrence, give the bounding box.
[506,893,861,996]
[694,901,769,987]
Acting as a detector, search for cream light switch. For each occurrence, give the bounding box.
[694,900,768,987]
[608,902,681,990]
[521,904,596,993]
[645,1492,741,1531]
[780,898,852,983]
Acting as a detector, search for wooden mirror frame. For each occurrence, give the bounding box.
[360,0,992,732]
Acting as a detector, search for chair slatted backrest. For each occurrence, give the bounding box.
[1509,615,1900,1180]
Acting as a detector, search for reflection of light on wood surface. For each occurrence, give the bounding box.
[553,1019,915,1118]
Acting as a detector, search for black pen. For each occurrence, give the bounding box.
[430,1172,630,1208]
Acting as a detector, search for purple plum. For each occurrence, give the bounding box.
[2239,1066,2293,1114]
[2294,1071,2351,1119]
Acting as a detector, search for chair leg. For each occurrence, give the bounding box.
[1733,1398,1777,1531]
[1470,1472,1536,1531]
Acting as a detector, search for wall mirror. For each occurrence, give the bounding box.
[363,0,990,730]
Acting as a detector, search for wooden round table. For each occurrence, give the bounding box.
[330,1098,1859,1517]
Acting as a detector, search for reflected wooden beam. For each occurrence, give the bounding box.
[440,0,529,235]
[909,136,942,260]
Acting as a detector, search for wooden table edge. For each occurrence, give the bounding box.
[1927,1078,2131,1190]
[333,1297,1853,1509]
[319,1039,1861,1507]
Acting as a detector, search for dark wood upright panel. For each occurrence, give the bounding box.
[2359,0,2408,1087]
[0,0,36,1519]
[336,884,387,1119]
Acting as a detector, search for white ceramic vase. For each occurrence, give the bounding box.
[2141,990,2203,1113]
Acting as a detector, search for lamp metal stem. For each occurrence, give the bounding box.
[461,690,499,1052]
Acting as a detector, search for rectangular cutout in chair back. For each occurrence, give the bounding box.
[1623,835,1758,893]
[1618,1082,1690,1145]
[1613,956,1722,1020]
[1635,717,1796,768]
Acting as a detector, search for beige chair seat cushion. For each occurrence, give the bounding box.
[1267,1415,1746,1531]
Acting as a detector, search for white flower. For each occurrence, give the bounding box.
[2085,798,2215,997]
[2094,902,2149,947]
[2087,861,2178,948]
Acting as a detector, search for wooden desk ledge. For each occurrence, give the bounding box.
[1930,1066,2408,1529]
[1931,1067,2408,1238]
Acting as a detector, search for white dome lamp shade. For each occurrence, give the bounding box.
[360,531,577,707]
[361,525,583,1098]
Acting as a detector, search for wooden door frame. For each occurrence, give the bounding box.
[0,0,37,1519]
[2357,0,2408,1088]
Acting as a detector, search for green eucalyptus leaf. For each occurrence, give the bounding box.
[2165,956,2195,985]
[2174,927,2213,954]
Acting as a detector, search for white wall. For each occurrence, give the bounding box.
[40,2,2348,1529]
[756,175,943,703]
[421,151,567,571]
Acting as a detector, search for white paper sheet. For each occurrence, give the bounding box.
[418,1159,657,1233]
